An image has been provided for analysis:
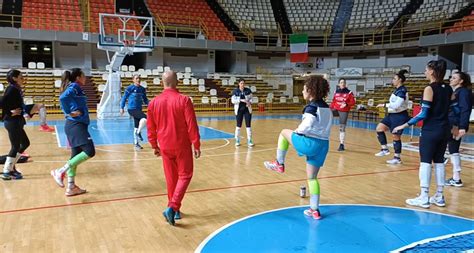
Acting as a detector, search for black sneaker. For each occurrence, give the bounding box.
[10,168,23,180]
[338,144,345,151]
[137,131,143,142]
[445,178,463,187]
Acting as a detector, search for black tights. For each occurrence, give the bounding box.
[4,119,30,157]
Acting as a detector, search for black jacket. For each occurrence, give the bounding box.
[1,84,24,121]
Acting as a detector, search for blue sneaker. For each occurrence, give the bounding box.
[429,194,446,207]
[162,207,176,226]
[10,169,23,180]
[1,172,12,180]
[175,211,181,220]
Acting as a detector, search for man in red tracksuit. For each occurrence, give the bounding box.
[147,70,201,226]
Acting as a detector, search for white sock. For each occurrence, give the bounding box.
[419,162,431,197]
[3,156,15,173]
[339,131,345,144]
[235,127,241,140]
[450,153,461,180]
[434,163,445,194]
[134,128,139,144]
[39,107,47,125]
[138,118,147,133]
[310,194,320,210]
[67,176,75,189]
[276,149,287,165]
[246,127,252,141]
[381,145,388,150]
[57,163,70,174]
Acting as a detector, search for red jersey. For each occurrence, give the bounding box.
[147,88,201,151]
[330,88,356,112]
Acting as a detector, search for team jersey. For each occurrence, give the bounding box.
[59,82,90,125]
[330,87,356,112]
[386,85,409,113]
[120,84,149,110]
[295,100,333,140]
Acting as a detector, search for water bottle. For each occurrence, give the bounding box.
[300,185,306,198]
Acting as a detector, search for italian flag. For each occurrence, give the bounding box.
[290,34,308,63]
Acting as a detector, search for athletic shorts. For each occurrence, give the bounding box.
[291,133,329,167]
[380,111,410,135]
[64,120,93,148]
[128,109,146,120]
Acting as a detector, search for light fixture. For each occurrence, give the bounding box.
[44,47,51,51]
[30,46,37,51]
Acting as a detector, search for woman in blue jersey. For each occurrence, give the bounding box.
[120,74,149,151]
[264,75,332,220]
[393,60,458,208]
[445,71,472,187]
[374,69,410,164]
[51,68,95,197]
[231,79,254,147]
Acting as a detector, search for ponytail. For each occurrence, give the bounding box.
[427,60,447,82]
[395,69,408,83]
[60,68,84,93]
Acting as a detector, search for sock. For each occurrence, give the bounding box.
[377,131,387,146]
[246,127,252,142]
[450,153,461,180]
[393,140,401,157]
[276,134,289,164]
[3,156,14,173]
[66,152,90,177]
[57,163,70,174]
[434,163,445,195]
[134,128,139,144]
[67,176,75,189]
[339,131,345,144]
[419,162,431,198]
[39,107,47,125]
[138,118,147,133]
[235,127,241,140]
[308,179,320,210]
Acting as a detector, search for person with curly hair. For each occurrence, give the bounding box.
[264,75,332,220]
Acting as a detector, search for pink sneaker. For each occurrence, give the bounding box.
[264,160,285,173]
[65,185,87,197]
[39,124,55,132]
[303,208,321,220]
[50,170,65,188]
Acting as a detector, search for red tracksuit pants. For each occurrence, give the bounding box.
[161,146,194,211]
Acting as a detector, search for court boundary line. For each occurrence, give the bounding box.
[390,229,474,252]
[194,205,474,253]
[0,167,422,215]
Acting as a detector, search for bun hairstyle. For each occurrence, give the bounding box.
[60,68,83,93]
[395,69,409,83]
[6,69,21,85]
[454,71,472,89]
[427,59,447,82]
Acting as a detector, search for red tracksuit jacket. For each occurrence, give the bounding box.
[330,87,356,112]
[147,88,201,151]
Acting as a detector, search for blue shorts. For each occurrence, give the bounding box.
[291,133,329,167]
[380,111,410,135]
[64,120,93,148]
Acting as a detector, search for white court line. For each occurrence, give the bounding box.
[54,125,61,148]
[194,204,474,253]
[390,229,474,252]
[94,139,231,154]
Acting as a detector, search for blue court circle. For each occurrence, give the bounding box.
[196,205,474,253]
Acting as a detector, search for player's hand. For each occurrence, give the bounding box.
[153,147,161,157]
[69,110,82,117]
[456,129,466,140]
[194,149,201,159]
[10,108,22,116]
[392,124,406,134]
[120,109,124,116]
[23,113,31,120]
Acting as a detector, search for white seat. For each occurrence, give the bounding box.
[28,62,36,69]
[140,81,147,88]
[210,97,218,104]
[267,93,274,100]
[152,69,160,76]
[106,65,111,71]
[37,62,45,69]
[128,65,136,72]
[444,69,451,80]
[407,100,413,109]
[183,79,190,85]
[292,96,299,103]
[210,89,217,96]
[470,109,474,122]
[185,67,192,73]
[214,73,220,79]
[121,65,128,71]
[53,70,62,76]
[251,96,259,103]
[201,96,210,104]
[265,97,273,103]
[191,78,198,85]
[164,66,171,72]
[102,73,108,80]
[367,98,374,107]
[177,72,184,80]
[198,85,206,92]
[222,79,228,86]
[250,86,257,92]
[138,69,145,75]
[98,84,106,92]
[157,66,164,72]
[24,97,34,105]
[184,73,191,79]
[145,69,152,75]
[0,83,4,92]
[54,80,62,88]
[198,79,205,85]
[125,72,132,78]
[141,74,148,78]
[279,96,287,103]
[153,77,160,85]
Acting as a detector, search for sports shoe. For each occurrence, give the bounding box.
[39,124,55,132]
[264,160,285,173]
[1,172,12,180]
[375,149,390,157]
[429,194,446,207]
[51,169,65,188]
[135,130,143,142]
[235,138,241,147]
[162,207,176,226]
[174,211,181,220]
[303,208,321,220]
[65,185,87,197]
[405,195,430,208]
[386,157,402,164]
[445,178,463,187]
[248,139,255,147]
[337,144,345,151]
[134,143,143,151]
[10,169,23,180]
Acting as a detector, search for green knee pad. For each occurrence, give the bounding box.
[308,179,320,195]
[278,134,289,151]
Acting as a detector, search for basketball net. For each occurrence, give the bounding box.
[119,39,136,55]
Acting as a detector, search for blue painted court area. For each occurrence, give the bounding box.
[196,205,474,253]
[52,119,234,147]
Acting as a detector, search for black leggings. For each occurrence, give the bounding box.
[4,118,30,157]
[71,142,96,159]
[236,107,252,128]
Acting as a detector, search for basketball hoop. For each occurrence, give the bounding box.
[120,39,136,55]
